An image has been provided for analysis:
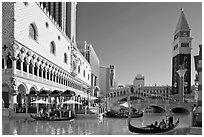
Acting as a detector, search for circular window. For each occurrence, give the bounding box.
[45,22,49,28]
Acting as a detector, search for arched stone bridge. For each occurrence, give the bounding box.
[108,93,194,113]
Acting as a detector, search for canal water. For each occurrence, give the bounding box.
[2,113,191,135]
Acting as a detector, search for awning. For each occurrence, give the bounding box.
[62,100,82,105]
[31,99,50,104]
[90,96,98,100]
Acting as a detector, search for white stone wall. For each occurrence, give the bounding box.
[14,2,71,72]
[14,2,91,86]
[76,50,91,85]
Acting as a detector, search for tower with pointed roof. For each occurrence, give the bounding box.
[172,8,192,94]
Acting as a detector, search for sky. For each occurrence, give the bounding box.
[76,2,202,86]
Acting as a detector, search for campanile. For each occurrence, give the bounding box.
[172,8,192,94]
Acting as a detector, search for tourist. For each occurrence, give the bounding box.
[159,119,166,129]
[154,121,158,127]
[168,111,174,126]
[39,108,44,117]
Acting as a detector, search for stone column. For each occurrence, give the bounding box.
[12,59,16,75]
[25,95,28,113]
[26,62,29,78]
[176,66,187,103]
[20,61,23,76]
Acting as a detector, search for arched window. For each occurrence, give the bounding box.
[39,67,42,77]
[64,53,67,63]
[29,61,33,74]
[29,23,38,41]
[50,41,56,54]
[43,68,46,78]
[50,72,53,81]
[6,53,12,69]
[23,58,27,72]
[47,71,49,80]
[34,64,38,76]
[83,70,85,77]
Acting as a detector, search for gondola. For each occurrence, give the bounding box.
[29,114,75,121]
[105,111,143,118]
[128,118,179,134]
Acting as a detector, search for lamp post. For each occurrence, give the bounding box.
[176,64,187,103]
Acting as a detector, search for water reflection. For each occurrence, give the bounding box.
[2,113,191,135]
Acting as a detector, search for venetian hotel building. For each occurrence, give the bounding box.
[2,2,94,115]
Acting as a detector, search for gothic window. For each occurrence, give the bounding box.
[64,53,67,63]
[23,58,27,72]
[39,67,42,77]
[50,72,53,81]
[34,64,37,76]
[23,2,28,6]
[6,53,12,68]
[47,71,49,80]
[29,23,38,41]
[50,41,56,55]
[43,68,46,78]
[53,73,56,82]
[29,61,32,74]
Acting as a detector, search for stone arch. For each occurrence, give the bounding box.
[150,105,166,113]
[6,52,12,68]
[2,84,10,108]
[171,107,189,114]
[17,84,27,108]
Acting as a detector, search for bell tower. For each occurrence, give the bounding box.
[172,8,192,94]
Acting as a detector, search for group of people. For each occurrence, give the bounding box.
[148,114,174,129]
[38,106,73,119]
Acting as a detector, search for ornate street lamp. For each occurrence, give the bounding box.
[176,64,187,103]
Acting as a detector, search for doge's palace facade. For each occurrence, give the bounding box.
[2,2,92,111]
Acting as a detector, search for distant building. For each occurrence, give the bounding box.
[194,44,202,105]
[171,8,192,94]
[133,74,144,87]
[99,65,116,97]
[76,41,100,97]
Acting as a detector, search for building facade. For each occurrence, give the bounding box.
[76,41,100,97]
[133,74,144,87]
[2,2,93,112]
[194,44,202,105]
[99,65,117,96]
[171,8,192,94]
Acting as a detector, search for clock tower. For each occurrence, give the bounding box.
[172,8,192,94]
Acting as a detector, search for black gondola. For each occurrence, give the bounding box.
[128,118,179,134]
[105,111,143,118]
[29,114,75,121]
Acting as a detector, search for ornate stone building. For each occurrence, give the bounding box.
[2,2,93,114]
